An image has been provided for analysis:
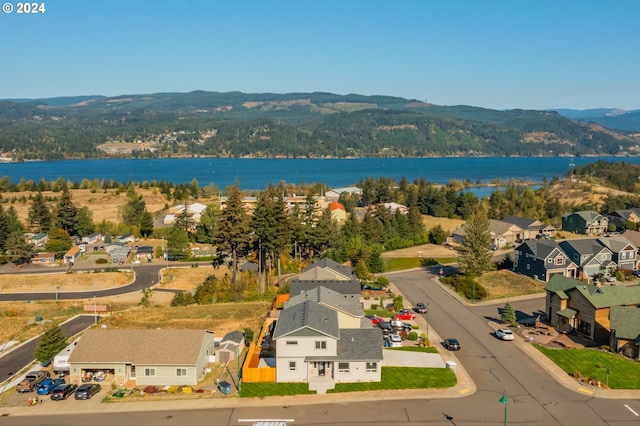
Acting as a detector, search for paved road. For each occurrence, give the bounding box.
[0,316,99,387]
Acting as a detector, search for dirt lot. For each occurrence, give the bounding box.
[0,271,132,293]
[382,243,456,259]
[475,270,546,300]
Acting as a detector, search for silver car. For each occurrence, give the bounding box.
[495,328,514,341]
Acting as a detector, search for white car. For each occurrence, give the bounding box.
[387,334,403,348]
[495,328,514,341]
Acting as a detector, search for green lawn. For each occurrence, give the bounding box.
[384,257,457,272]
[535,346,640,389]
[387,346,439,354]
[240,367,455,397]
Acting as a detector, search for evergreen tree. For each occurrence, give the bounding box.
[55,186,78,235]
[34,324,67,363]
[75,206,95,237]
[121,193,146,226]
[45,228,73,256]
[6,205,24,234]
[215,184,251,284]
[139,211,154,238]
[429,225,447,245]
[0,203,8,252]
[458,204,493,276]
[309,208,339,259]
[28,192,52,233]
[173,204,195,233]
[6,231,33,263]
[167,228,190,260]
[251,186,291,276]
[501,302,517,326]
[194,204,219,244]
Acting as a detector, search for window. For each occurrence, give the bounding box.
[176,368,187,376]
[337,362,349,373]
[555,257,564,265]
[547,258,552,263]
[527,264,530,270]
[144,368,156,377]
[315,341,327,350]
[289,361,296,371]
[286,341,298,346]
[630,251,635,259]
[577,320,592,337]
[366,362,377,373]
[621,252,626,259]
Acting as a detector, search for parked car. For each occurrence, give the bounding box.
[495,329,514,341]
[377,321,393,335]
[217,380,232,395]
[386,334,403,348]
[50,384,78,400]
[36,378,65,395]
[605,275,617,283]
[444,338,461,351]
[365,315,383,326]
[392,309,416,321]
[74,383,101,400]
[415,303,427,314]
[390,318,412,332]
[633,270,640,278]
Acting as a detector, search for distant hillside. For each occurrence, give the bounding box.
[553,108,640,132]
[1,91,640,160]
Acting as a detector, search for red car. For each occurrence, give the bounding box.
[392,309,416,321]
[366,315,383,326]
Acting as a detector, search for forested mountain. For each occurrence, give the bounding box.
[1,91,639,160]
[553,108,640,132]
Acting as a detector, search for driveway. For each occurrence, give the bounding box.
[382,349,446,368]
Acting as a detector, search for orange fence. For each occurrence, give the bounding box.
[241,294,289,383]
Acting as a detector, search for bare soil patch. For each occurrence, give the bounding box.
[475,270,546,300]
[0,271,132,293]
[158,266,229,291]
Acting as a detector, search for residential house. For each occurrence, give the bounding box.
[272,300,382,387]
[29,232,48,247]
[544,275,640,343]
[597,236,639,270]
[191,247,217,258]
[81,233,102,244]
[116,234,135,243]
[502,215,557,239]
[31,252,55,264]
[135,246,154,260]
[513,240,577,282]
[382,202,408,215]
[562,211,608,236]
[289,278,361,297]
[453,219,524,249]
[609,306,640,358]
[105,242,126,253]
[110,246,130,263]
[558,239,615,280]
[324,187,362,202]
[63,246,81,265]
[328,201,347,224]
[605,209,640,230]
[68,329,215,386]
[285,286,367,329]
[303,258,354,279]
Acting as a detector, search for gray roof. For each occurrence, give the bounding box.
[502,215,537,229]
[559,239,611,267]
[285,286,364,317]
[610,306,640,340]
[303,258,353,277]
[336,328,383,361]
[222,330,245,344]
[298,266,351,281]
[520,239,564,260]
[597,236,637,253]
[289,278,361,296]
[562,210,602,221]
[68,329,213,365]
[272,300,339,339]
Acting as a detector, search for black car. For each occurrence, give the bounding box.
[74,383,101,400]
[377,321,393,335]
[50,384,78,400]
[444,338,461,351]
[415,303,427,314]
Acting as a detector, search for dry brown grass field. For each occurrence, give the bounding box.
[422,215,465,234]
[476,270,546,300]
[0,271,132,292]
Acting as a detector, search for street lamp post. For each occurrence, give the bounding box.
[499,392,508,426]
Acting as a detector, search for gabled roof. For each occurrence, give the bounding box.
[545,275,581,293]
[68,329,213,365]
[285,286,363,317]
[336,328,383,361]
[289,278,361,296]
[328,201,346,212]
[329,187,362,194]
[573,284,640,309]
[520,240,565,261]
[598,236,638,253]
[221,330,245,344]
[272,300,339,339]
[559,239,612,267]
[562,210,603,222]
[610,306,640,340]
[303,258,353,277]
[298,266,351,281]
[502,215,540,229]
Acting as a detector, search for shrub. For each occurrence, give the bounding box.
[143,385,158,394]
[95,258,108,264]
[181,386,192,394]
[170,291,195,307]
[244,327,254,343]
[407,331,418,341]
[167,385,179,394]
[371,304,378,310]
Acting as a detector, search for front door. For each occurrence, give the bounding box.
[318,362,325,376]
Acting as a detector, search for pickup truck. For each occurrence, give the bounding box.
[16,371,50,393]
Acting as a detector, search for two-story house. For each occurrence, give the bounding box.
[272,300,382,389]
[558,239,616,280]
[562,211,608,236]
[609,306,640,359]
[545,275,640,344]
[597,236,639,270]
[605,209,640,230]
[513,240,577,282]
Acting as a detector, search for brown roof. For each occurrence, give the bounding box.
[68,329,213,365]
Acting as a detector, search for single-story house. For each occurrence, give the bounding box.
[29,232,48,247]
[328,201,347,224]
[116,234,135,243]
[453,219,524,249]
[191,247,217,258]
[81,233,102,244]
[324,187,362,202]
[135,246,154,260]
[110,247,131,263]
[31,252,56,264]
[68,329,215,386]
[64,246,81,265]
[502,215,556,238]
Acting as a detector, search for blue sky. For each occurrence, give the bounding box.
[1,0,638,110]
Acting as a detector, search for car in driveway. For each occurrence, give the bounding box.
[36,378,65,395]
[377,321,393,335]
[74,383,101,400]
[51,384,78,400]
[443,338,461,351]
[392,309,416,321]
[386,334,403,348]
[366,315,383,326]
[495,328,514,341]
[415,303,427,314]
[390,318,413,332]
